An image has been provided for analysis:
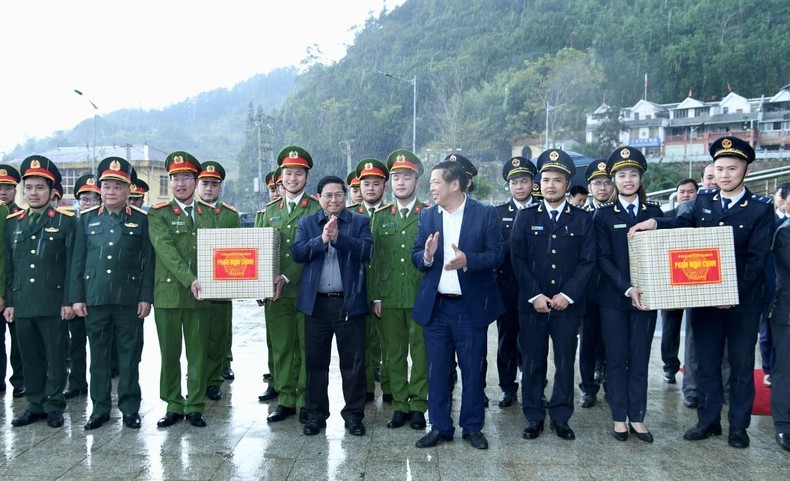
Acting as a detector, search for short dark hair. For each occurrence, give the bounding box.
[569,185,588,197]
[780,182,790,201]
[676,178,699,191]
[700,163,714,178]
[432,161,469,193]
[317,175,347,194]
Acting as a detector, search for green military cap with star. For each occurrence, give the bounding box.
[198,161,226,182]
[97,156,136,184]
[386,149,424,176]
[0,164,21,185]
[277,146,313,170]
[20,155,61,184]
[74,174,101,198]
[265,171,277,189]
[130,178,149,198]
[346,171,360,188]
[165,151,201,175]
[355,158,389,181]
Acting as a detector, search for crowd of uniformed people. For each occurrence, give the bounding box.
[1,135,789,454]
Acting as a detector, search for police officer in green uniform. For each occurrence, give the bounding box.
[354,158,391,402]
[148,151,216,428]
[368,150,429,429]
[72,157,154,429]
[259,146,321,424]
[347,171,363,206]
[197,161,241,400]
[0,164,25,398]
[127,179,149,209]
[6,155,78,428]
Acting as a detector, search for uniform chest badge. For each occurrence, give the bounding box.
[502,217,513,222]
[44,227,59,232]
[124,222,139,228]
[382,222,395,228]
[531,226,544,231]
[270,216,281,222]
[172,220,186,226]
[613,224,627,229]
[703,208,712,214]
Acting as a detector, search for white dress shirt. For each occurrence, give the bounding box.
[436,196,467,295]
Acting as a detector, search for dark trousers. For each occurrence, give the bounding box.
[519,310,580,423]
[85,304,143,416]
[578,301,605,395]
[600,307,656,423]
[770,322,790,433]
[759,312,775,375]
[691,307,759,429]
[660,309,683,375]
[66,316,88,391]
[1,321,25,388]
[496,295,520,394]
[16,316,68,413]
[424,296,488,437]
[304,296,367,423]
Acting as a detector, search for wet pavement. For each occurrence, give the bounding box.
[0,299,787,480]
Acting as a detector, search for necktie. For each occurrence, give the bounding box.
[110,212,118,220]
[368,208,374,217]
[185,206,194,228]
[401,208,409,219]
[627,204,636,220]
[550,210,558,224]
[289,201,296,213]
[722,198,732,211]
[28,211,40,226]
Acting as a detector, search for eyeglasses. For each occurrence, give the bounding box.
[320,192,345,200]
[591,181,613,187]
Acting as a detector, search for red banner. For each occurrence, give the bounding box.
[213,248,258,280]
[669,248,722,286]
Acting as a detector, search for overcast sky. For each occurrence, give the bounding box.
[0,0,406,154]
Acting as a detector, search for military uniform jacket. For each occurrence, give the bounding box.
[259,194,321,299]
[496,198,534,305]
[148,199,216,309]
[71,205,154,306]
[594,200,664,310]
[211,202,242,229]
[5,206,79,317]
[368,201,429,307]
[511,202,595,317]
[0,203,8,296]
[656,188,774,313]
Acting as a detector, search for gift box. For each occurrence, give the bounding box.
[628,226,739,310]
[197,227,280,299]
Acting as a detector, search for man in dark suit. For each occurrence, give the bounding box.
[632,136,775,448]
[494,156,537,408]
[770,217,790,451]
[512,149,595,441]
[292,175,374,437]
[411,160,504,450]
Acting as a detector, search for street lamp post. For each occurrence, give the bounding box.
[377,71,417,153]
[74,89,99,175]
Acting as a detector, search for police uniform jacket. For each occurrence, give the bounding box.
[5,206,79,317]
[593,200,664,310]
[656,188,774,313]
[511,202,595,317]
[71,205,154,306]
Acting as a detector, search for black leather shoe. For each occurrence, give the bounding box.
[299,408,308,425]
[387,411,408,429]
[776,432,790,452]
[409,411,426,430]
[416,429,453,448]
[123,413,142,429]
[258,387,278,402]
[221,367,235,380]
[728,428,750,448]
[345,420,366,436]
[498,390,517,408]
[47,411,64,428]
[628,423,653,443]
[84,413,110,430]
[683,395,699,408]
[186,412,207,427]
[12,386,26,398]
[63,388,88,400]
[523,420,544,439]
[612,428,629,441]
[551,421,575,440]
[684,422,722,441]
[303,419,326,435]
[206,385,223,401]
[11,410,46,427]
[267,405,296,423]
[382,393,393,403]
[663,371,677,384]
[365,392,375,402]
[580,392,596,408]
[262,373,273,382]
[111,368,120,378]
[0,382,5,393]
[156,412,184,428]
[463,431,489,449]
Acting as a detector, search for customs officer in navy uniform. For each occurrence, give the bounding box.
[512,149,595,440]
[632,136,775,448]
[594,147,663,442]
[770,217,790,451]
[6,155,79,429]
[494,156,537,408]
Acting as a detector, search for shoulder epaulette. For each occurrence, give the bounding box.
[265,198,279,207]
[598,202,614,208]
[419,200,431,207]
[347,202,360,209]
[80,205,100,215]
[750,194,771,204]
[697,188,717,196]
[256,208,266,214]
[646,200,662,206]
[130,205,148,215]
[526,203,540,210]
[309,194,320,202]
[375,204,393,213]
[221,202,237,212]
[151,201,170,210]
[496,200,510,207]
[197,199,214,207]
[569,203,585,210]
[56,207,75,217]
[6,210,24,220]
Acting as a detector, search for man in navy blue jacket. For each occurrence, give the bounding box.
[292,175,374,437]
[411,160,504,450]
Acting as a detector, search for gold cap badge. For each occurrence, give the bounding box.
[549,151,559,161]
[620,148,630,159]
[207,165,215,172]
[721,138,732,149]
[396,155,406,163]
[598,162,607,171]
[512,158,521,167]
[31,159,41,169]
[289,151,299,159]
[86,178,95,185]
[173,155,184,164]
[110,160,121,171]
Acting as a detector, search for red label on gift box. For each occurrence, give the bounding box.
[669,248,722,285]
[213,248,258,280]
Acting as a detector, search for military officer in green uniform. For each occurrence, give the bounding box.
[197,161,241,400]
[369,149,429,429]
[354,158,391,402]
[6,155,78,428]
[258,146,321,424]
[148,151,216,428]
[127,179,149,209]
[0,164,25,398]
[72,157,154,430]
[347,171,363,206]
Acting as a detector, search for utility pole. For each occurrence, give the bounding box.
[339,139,355,174]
